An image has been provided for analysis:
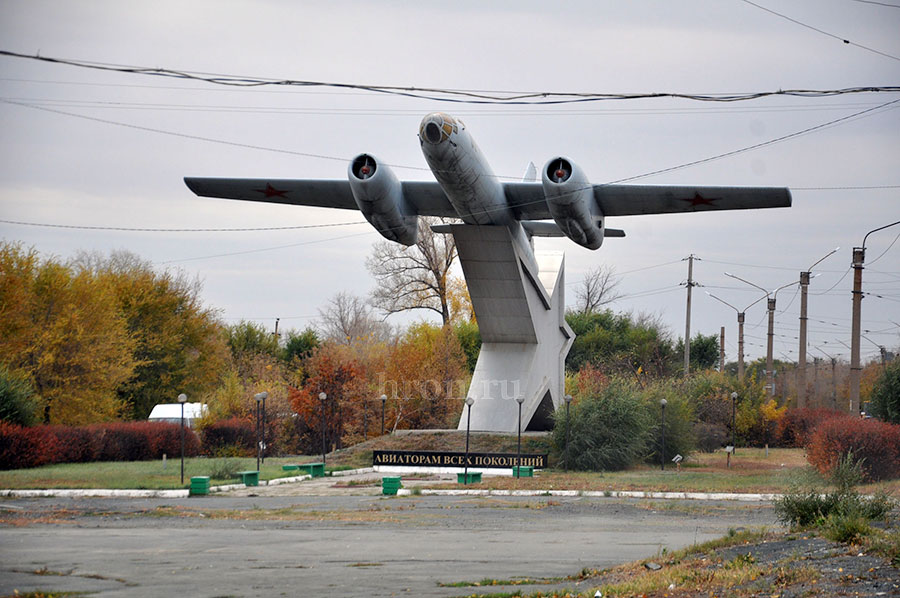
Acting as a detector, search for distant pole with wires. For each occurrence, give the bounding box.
[850,220,900,415]
[683,255,698,378]
[726,274,798,396]
[720,327,725,372]
[707,291,767,383]
[798,248,839,409]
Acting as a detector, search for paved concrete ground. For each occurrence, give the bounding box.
[1,473,778,597]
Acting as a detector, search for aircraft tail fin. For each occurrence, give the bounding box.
[522,162,537,182]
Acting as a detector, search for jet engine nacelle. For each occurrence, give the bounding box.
[348,154,418,246]
[541,157,604,250]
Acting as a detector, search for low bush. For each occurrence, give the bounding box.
[201,417,255,457]
[552,378,652,471]
[774,453,895,529]
[694,422,729,452]
[776,407,845,448]
[0,421,199,469]
[640,380,696,465]
[807,417,900,481]
[0,421,58,469]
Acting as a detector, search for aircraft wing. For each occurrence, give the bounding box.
[503,183,791,220]
[185,177,789,220]
[184,177,457,216]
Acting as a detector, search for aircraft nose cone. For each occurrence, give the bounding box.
[419,113,457,145]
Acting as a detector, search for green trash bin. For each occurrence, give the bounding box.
[382,476,402,495]
[190,476,210,496]
[237,470,259,487]
[457,472,482,484]
[512,466,534,477]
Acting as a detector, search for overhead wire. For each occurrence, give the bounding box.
[3,50,899,103]
[0,218,366,232]
[737,0,900,61]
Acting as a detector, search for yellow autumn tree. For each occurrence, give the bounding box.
[0,243,136,424]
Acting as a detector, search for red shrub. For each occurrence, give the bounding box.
[807,417,900,481]
[201,417,255,456]
[48,425,101,463]
[0,422,60,470]
[776,407,846,448]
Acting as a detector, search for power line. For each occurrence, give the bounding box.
[738,0,900,61]
[2,50,899,103]
[849,0,900,7]
[0,218,366,232]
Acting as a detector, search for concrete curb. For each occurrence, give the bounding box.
[1,473,314,498]
[394,488,780,502]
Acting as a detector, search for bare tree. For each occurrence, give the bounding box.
[574,264,622,313]
[317,292,387,344]
[367,217,458,325]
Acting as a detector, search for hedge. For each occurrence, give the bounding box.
[806,416,900,481]
[0,421,199,470]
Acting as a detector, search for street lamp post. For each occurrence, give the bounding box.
[463,397,474,484]
[318,392,327,465]
[254,392,267,467]
[177,393,187,485]
[660,398,667,471]
[798,248,840,408]
[731,391,738,455]
[515,396,525,479]
[380,394,387,436]
[706,292,767,382]
[564,394,573,472]
[726,273,799,395]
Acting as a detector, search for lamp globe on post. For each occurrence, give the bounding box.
[254,392,267,470]
[177,393,187,485]
[463,397,475,484]
[564,394,573,472]
[380,394,387,436]
[515,396,525,479]
[731,391,738,456]
[318,392,328,466]
[660,398,668,471]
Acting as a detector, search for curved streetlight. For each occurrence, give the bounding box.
[798,247,839,408]
[177,393,187,484]
[318,392,328,465]
[515,396,525,479]
[706,291,767,381]
[725,273,799,395]
[463,397,475,484]
[850,220,900,414]
[660,398,667,471]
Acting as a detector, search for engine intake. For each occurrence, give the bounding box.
[348,154,418,246]
[541,156,604,250]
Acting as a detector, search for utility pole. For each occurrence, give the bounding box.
[683,255,698,378]
[850,246,864,416]
[720,326,725,373]
[850,220,900,414]
[726,273,798,396]
[816,347,838,410]
[798,248,839,409]
[706,292,766,382]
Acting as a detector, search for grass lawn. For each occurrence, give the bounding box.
[0,456,327,490]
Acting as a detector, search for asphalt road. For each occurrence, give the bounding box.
[1,489,778,597]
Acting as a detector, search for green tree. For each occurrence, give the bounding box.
[227,320,280,360]
[283,327,319,363]
[675,332,720,371]
[869,359,900,424]
[0,364,39,426]
[565,309,676,377]
[454,320,481,373]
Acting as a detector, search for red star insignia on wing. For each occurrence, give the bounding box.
[680,192,718,207]
[256,183,289,198]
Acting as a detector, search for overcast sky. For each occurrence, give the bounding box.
[1,0,898,366]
